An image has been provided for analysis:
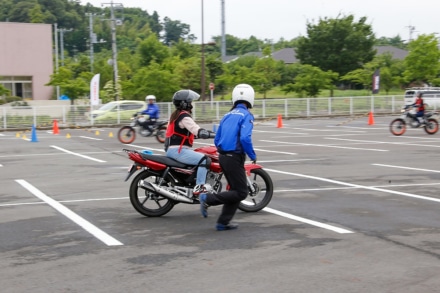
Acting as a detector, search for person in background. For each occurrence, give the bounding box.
[199,84,257,231]
[412,92,426,126]
[140,95,160,136]
[165,89,214,196]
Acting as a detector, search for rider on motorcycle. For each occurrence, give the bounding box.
[412,92,426,126]
[164,89,213,196]
[139,95,160,136]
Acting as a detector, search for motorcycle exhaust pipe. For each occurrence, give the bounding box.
[140,180,193,203]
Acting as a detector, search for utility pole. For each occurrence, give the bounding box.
[86,13,106,73]
[221,0,226,61]
[102,0,123,101]
[58,27,72,66]
[53,23,60,99]
[201,0,206,100]
[406,25,416,42]
[87,13,95,73]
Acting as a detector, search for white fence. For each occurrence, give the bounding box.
[0,95,410,130]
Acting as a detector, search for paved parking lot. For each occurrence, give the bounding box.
[1,115,440,293]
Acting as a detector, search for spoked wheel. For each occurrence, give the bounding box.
[424,118,439,135]
[155,125,167,143]
[389,118,406,136]
[118,126,136,144]
[238,168,273,212]
[129,170,175,217]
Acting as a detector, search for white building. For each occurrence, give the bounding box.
[0,22,53,100]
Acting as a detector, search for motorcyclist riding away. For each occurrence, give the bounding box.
[140,95,160,136]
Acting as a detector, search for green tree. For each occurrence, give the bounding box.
[252,48,281,98]
[403,34,440,85]
[123,62,179,101]
[29,3,44,23]
[283,64,338,97]
[296,14,376,77]
[137,34,170,67]
[46,67,92,104]
[0,84,10,96]
[162,16,193,46]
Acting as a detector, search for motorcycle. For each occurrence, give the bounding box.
[389,105,439,136]
[118,113,168,144]
[123,144,274,217]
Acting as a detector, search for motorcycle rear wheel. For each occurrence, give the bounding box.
[424,118,439,135]
[238,168,273,212]
[129,170,175,217]
[118,126,136,144]
[389,118,406,136]
[155,125,167,143]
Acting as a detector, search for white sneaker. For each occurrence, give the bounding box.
[193,184,213,196]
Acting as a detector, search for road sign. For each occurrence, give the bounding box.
[209,82,215,90]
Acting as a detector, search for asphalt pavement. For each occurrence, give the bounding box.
[1,115,440,293]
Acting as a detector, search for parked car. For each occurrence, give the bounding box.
[90,100,146,122]
[404,87,440,108]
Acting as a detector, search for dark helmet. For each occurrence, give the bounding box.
[417,92,423,97]
[172,89,200,110]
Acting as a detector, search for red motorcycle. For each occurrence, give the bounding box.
[123,145,274,217]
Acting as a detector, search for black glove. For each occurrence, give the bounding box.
[252,158,257,164]
[198,128,210,139]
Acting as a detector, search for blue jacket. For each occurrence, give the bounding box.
[214,103,256,160]
[141,103,160,119]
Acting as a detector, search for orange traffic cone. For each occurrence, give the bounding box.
[53,119,60,135]
[368,112,374,125]
[277,114,283,128]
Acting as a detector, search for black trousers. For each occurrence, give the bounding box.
[140,119,156,131]
[205,153,248,225]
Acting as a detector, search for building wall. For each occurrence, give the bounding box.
[0,22,53,100]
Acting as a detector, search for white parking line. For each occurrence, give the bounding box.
[326,137,440,148]
[79,136,103,141]
[16,180,123,246]
[261,140,389,152]
[262,206,353,234]
[51,145,106,162]
[372,163,440,174]
[266,168,440,203]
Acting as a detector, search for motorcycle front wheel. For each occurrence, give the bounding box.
[238,168,274,212]
[129,170,175,217]
[389,118,406,136]
[424,118,439,135]
[155,125,167,143]
[118,126,136,144]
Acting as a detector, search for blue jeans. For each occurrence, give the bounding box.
[166,147,207,185]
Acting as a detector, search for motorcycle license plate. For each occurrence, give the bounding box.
[124,164,137,181]
[127,164,137,172]
[130,122,135,127]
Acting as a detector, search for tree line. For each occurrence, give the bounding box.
[1,0,440,104]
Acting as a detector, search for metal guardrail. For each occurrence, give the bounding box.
[0,95,408,130]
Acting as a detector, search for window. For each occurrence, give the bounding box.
[0,76,33,99]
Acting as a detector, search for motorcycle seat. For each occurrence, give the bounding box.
[140,153,189,168]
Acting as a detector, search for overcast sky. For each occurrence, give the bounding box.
[83,0,440,43]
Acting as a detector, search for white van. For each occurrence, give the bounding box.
[404,87,440,108]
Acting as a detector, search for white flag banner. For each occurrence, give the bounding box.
[90,73,100,106]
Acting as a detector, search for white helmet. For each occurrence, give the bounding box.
[145,95,156,101]
[232,84,254,108]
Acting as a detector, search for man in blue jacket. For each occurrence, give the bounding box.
[199,84,257,231]
[140,95,160,136]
